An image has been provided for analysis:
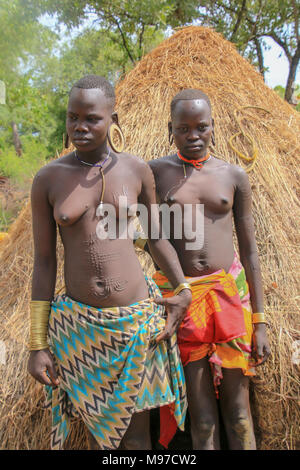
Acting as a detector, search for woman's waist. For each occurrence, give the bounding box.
[176,249,236,277]
[51,276,164,327]
[64,271,150,309]
[154,252,242,286]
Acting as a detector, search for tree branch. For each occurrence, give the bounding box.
[253,36,265,80]
[291,0,299,42]
[138,22,145,60]
[268,32,292,63]
[11,121,22,157]
[284,39,300,102]
[109,15,136,64]
[230,0,247,41]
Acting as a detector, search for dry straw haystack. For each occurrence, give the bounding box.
[0,27,299,450]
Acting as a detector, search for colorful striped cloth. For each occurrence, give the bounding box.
[44,277,187,450]
[154,254,256,447]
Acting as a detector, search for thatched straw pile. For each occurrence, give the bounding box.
[0,26,299,450]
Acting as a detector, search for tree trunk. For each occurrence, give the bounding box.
[284,40,300,103]
[230,0,247,41]
[11,121,22,157]
[254,37,265,81]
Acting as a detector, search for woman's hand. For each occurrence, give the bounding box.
[252,323,271,366]
[153,289,192,342]
[28,349,60,387]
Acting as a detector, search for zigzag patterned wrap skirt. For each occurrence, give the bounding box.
[45,277,187,450]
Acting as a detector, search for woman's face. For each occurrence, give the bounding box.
[66,87,113,152]
[171,99,213,160]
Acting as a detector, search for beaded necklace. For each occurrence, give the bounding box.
[177,150,211,176]
[74,149,111,216]
[164,151,211,202]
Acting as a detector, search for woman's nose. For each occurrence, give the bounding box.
[187,129,200,140]
[74,120,89,132]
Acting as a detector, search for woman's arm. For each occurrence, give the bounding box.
[233,166,270,365]
[233,166,263,312]
[31,168,57,300]
[27,166,60,387]
[137,160,192,341]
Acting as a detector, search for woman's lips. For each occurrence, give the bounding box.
[186,145,202,151]
[73,138,91,144]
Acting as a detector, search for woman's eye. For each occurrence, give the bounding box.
[89,115,103,121]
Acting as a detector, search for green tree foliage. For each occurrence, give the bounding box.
[32,0,299,103]
[0,0,60,164]
[0,75,59,175]
[0,0,56,81]
[32,0,177,64]
[1,1,169,168]
[36,26,165,93]
[197,0,300,103]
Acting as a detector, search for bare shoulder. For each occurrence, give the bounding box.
[32,153,74,191]
[148,155,175,177]
[229,163,250,189]
[34,153,73,177]
[222,162,252,203]
[149,155,174,169]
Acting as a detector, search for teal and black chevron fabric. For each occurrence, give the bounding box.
[45,277,187,450]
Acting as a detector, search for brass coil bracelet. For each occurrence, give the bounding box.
[28,300,51,351]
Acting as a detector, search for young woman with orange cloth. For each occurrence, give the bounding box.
[139,88,270,450]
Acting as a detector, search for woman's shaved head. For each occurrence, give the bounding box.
[171,89,211,119]
[70,74,116,108]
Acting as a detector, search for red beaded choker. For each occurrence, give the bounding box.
[177,151,210,169]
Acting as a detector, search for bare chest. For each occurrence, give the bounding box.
[50,167,140,227]
[157,165,234,214]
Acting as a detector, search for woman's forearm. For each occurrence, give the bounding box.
[31,256,57,301]
[147,238,187,289]
[239,247,264,313]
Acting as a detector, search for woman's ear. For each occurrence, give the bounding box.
[108,112,125,153]
[168,121,173,145]
[111,111,119,126]
[211,118,215,146]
